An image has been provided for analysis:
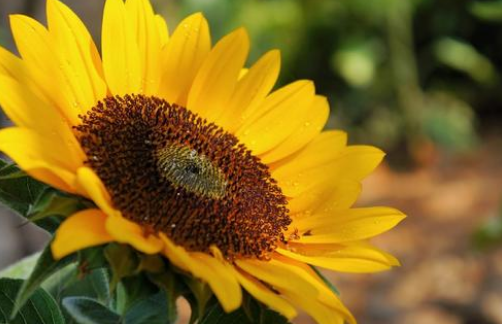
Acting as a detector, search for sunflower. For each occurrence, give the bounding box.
[0,0,405,323]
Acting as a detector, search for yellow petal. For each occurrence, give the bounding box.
[271,130,347,172]
[236,81,315,155]
[238,68,249,79]
[125,0,162,95]
[161,235,242,312]
[158,13,210,105]
[275,144,384,197]
[9,14,79,124]
[187,28,250,121]
[277,242,400,273]
[75,167,115,214]
[0,127,80,193]
[293,207,406,243]
[0,46,23,78]
[233,269,297,320]
[288,179,361,215]
[52,209,113,259]
[276,256,356,324]
[0,75,80,144]
[106,214,164,254]
[155,15,169,46]
[218,50,281,131]
[237,80,313,132]
[46,0,107,112]
[260,95,329,164]
[236,258,354,324]
[280,290,345,324]
[102,0,141,95]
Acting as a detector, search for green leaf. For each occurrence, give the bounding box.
[124,291,171,324]
[104,244,139,291]
[63,296,121,324]
[0,159,48,216]
[0,278,65,324]
[0,252,41,280]
[200,298,291,324]
[0,158,89,233]
[148,269,189,323]
[117,275,158,314]
[0,160,27,180]
[12,241,76,317]
[64,268,112,305]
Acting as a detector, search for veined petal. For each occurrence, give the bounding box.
[260,95,329,164]
[52,209,113,259]
[236,258,355,324]
[102,0,141,95]
[277,242,400,273]
[0,128,75,193]
[155,15,169,46]
[293,207,406,243]
[236,81,316,155]
[236,80,314,132]
[187,28,250,121]
[46,0,107,112]
[0,127,81,172]
[0,127,81,193]
[0,75,80,143]
[233,269,297,320]
[161,235,242,312]
[106,215,164,254]
[74,172,161,255]
[288,179,361,215]
[271,130,347,172]
[75,167,115,214]
[275,145,384,197]
[158,13,210,105]
[0,46,23,78]
[9,14,80,124]
[125,0,162,95]
[218,50,281,131]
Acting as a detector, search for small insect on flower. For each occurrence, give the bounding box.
[0,0,405,323]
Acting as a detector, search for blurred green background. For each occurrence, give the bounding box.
[162,0,502,164]
[1,1,502,324]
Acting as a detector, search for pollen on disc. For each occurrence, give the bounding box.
[75,95,291,260]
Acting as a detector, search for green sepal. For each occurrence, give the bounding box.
[0,278,65,324]
[28,187,89,222]
[104,244,140,291]
[78,246,109,272]
[184,277,214,324]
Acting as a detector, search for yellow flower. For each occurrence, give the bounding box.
[0,0,405,323]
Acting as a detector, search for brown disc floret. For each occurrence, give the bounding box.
[75,95,291,260]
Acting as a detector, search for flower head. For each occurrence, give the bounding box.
[0,0,405,322]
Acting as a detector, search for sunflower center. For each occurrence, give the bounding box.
[75,95,291,260]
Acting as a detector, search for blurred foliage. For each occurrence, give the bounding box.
[164,0,502,162]
[473,204,502,251]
